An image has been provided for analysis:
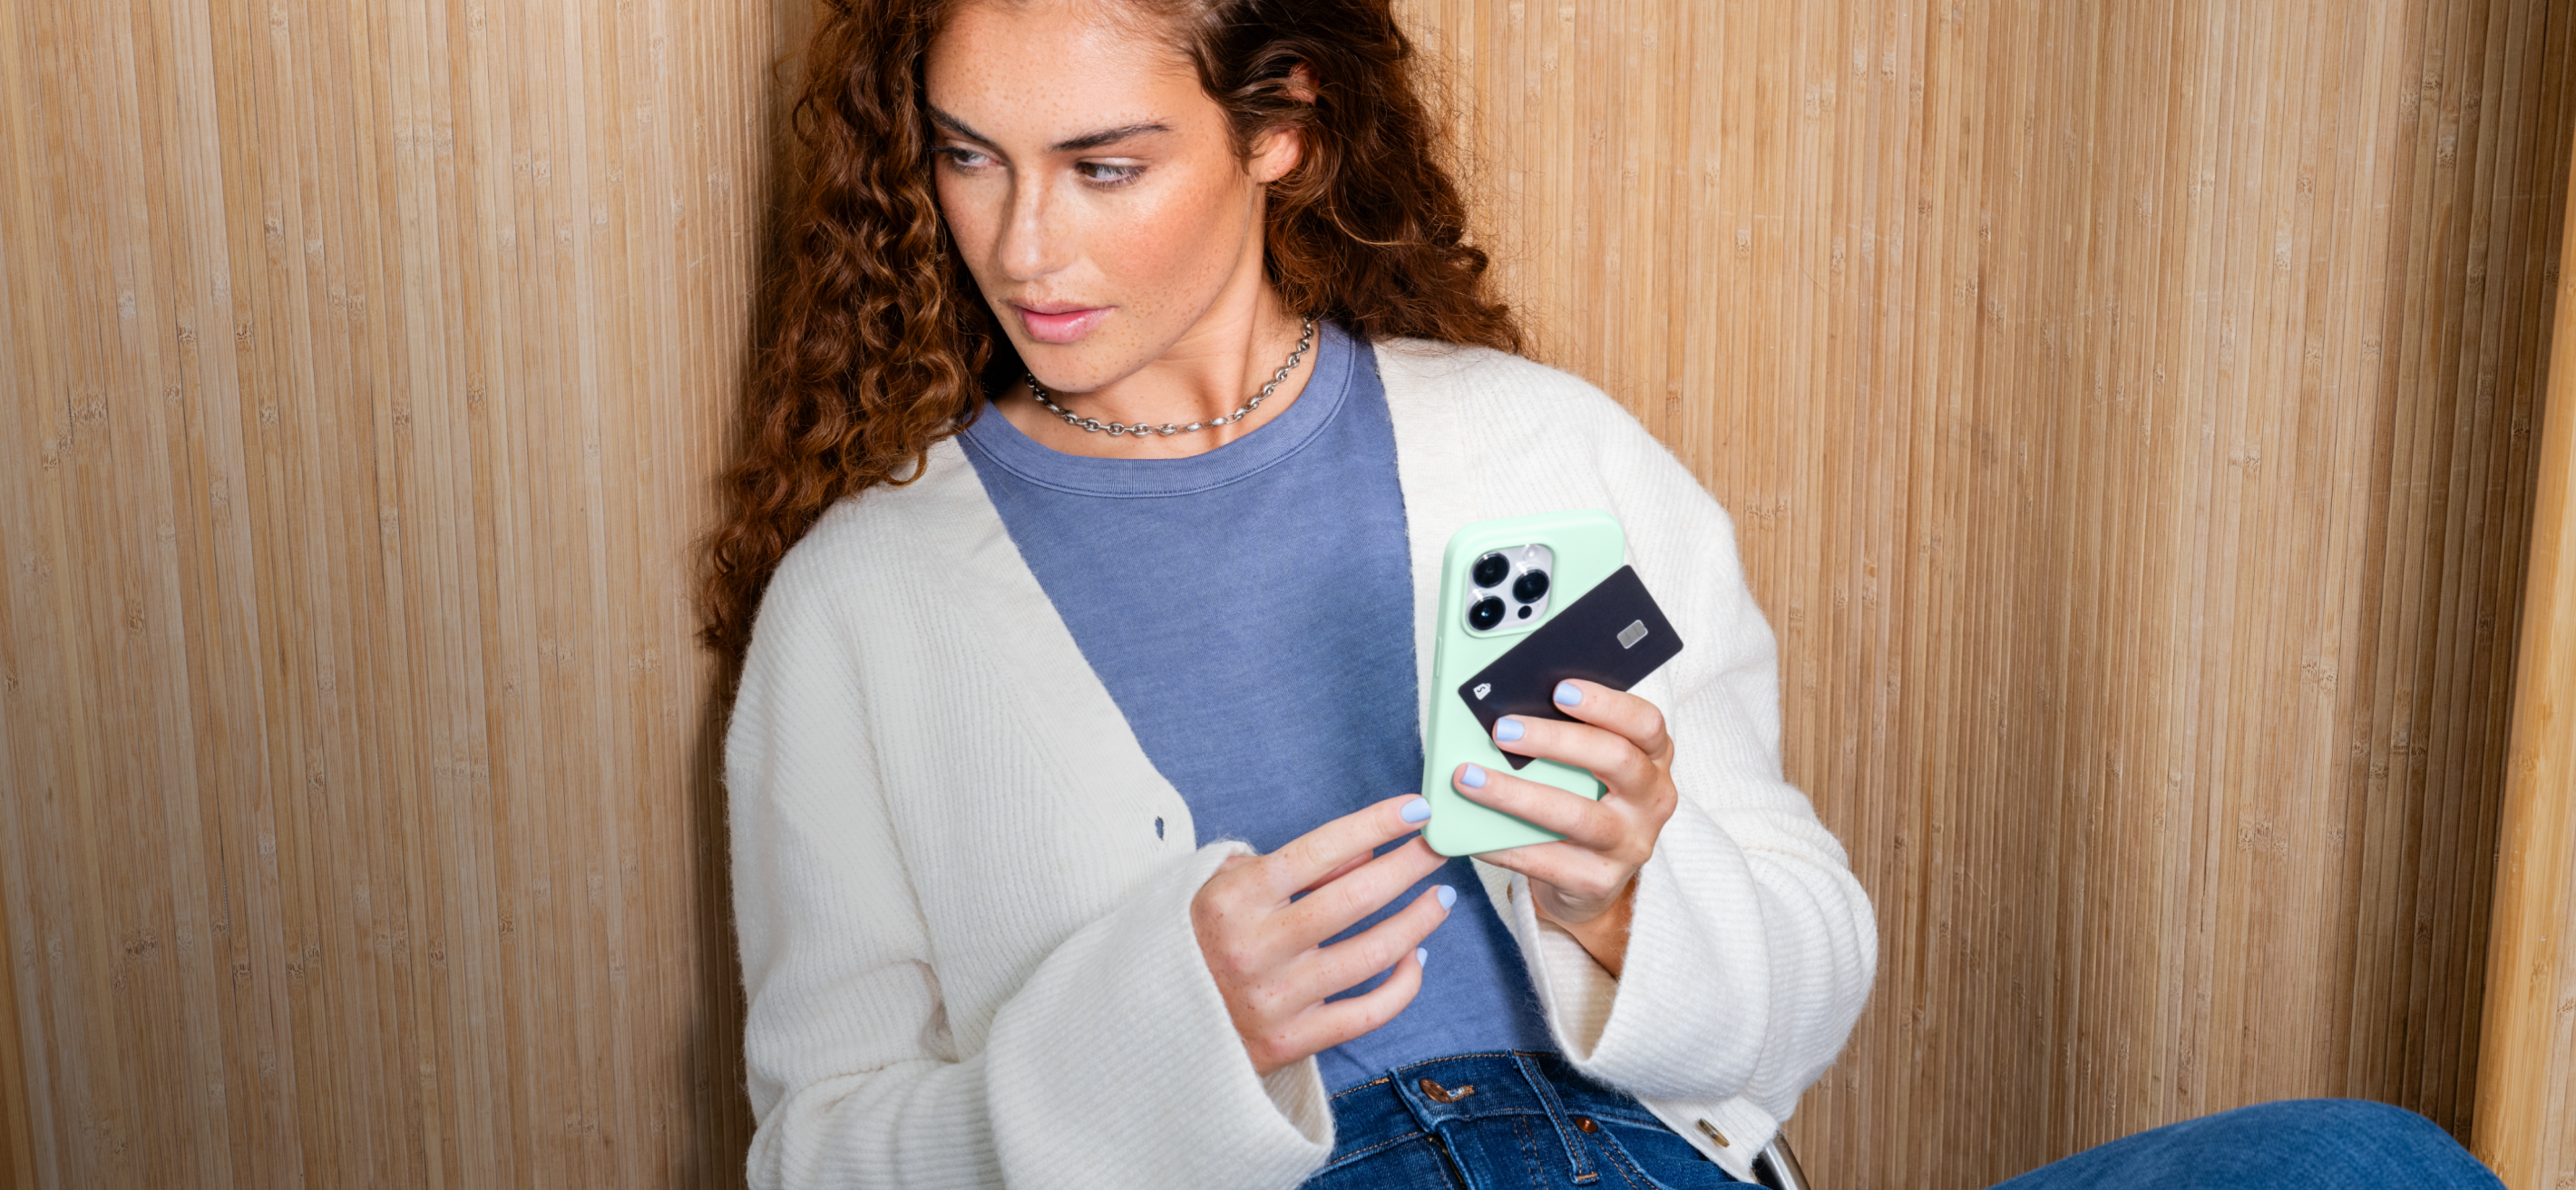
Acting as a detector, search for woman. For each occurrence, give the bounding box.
[701,1,2506,1187]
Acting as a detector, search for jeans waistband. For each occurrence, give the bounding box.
[1322,1051,1668,1171]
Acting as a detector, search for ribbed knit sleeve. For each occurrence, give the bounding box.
[726,546,1335,1190]
[1486,377,1878,1131]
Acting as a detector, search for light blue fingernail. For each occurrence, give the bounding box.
[1461,765,1487,788]
[1415,946,1429,969]
[1495,717,1525,743]
[1400,796,1432,823]
[1555,681,1583,707]
[1436,883,1458,910]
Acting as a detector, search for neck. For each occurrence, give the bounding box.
[1031,313,1312,430]
[1000,280,1318,459]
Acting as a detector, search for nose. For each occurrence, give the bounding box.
[993,171,1072,284]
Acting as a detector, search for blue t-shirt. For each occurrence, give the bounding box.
[960,322,1556,1089]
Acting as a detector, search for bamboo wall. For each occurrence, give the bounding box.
[0,0,797,1185]
[0,1,2566,1189]
[1392,0,2572,1185]
[2473,125,2576,1190]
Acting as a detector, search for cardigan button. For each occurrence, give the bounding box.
[1695,1118,1732,1147]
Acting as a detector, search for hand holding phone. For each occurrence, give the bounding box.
[1420,512,1684,856]
[1416,513,1689,976]
[1451,678,1682,977]
[1419,512,1628,856]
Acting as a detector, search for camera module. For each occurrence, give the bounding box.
[1512,570,1550,602]
[1472,552,1511,588]
[1469,596,1507,630]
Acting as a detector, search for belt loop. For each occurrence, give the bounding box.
[1512,1052,1598,1185]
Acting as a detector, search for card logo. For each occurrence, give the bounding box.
[1471,682,1493,700]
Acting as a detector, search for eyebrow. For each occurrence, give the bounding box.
[927,106,1172,153]
[1049,122,1171,151]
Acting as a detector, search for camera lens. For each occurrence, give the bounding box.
[1472,553,1510,588]
[1469,597,1506,630]
[1512,570,1550,602]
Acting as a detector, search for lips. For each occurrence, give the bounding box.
[1013,303,1111,345]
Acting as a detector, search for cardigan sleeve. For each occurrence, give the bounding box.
[726,560,1334,1190]
[1504,405,1878,1123]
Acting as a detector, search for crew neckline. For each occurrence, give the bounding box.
[959,320,1361,499]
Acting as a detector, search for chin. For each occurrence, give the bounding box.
[1020,316,1172,383]
[1015,342,1132,395]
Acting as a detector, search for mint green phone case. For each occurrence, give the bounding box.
[1420,511,1627,857]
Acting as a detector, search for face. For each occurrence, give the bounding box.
[923,0,1300,393]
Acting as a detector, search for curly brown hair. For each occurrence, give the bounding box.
[698,0,1522,664]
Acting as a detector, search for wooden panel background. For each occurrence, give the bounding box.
[0,2,2567,1189]
[2473,127,2576,1190]
[1392,0,2571,1186]
[0,0,798,1185]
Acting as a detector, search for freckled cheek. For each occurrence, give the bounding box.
[1090,179,1250,326]
[933,176,1007,291]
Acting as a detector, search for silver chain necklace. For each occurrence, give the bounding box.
[1026,317,1317,437]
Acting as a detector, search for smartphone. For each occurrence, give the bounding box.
[1420,511,1627,856]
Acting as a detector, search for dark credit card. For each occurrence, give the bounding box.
[1458,564,1685,769]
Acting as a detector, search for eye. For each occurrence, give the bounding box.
[933,146,993,171]
[1076,161,1144,185]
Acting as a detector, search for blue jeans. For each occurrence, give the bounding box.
[1995,1097,2504,1189]
[1304,1052,2503,1190]
[1303,1051,1740,1189]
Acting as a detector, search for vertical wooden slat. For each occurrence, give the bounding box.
[2470,113,2576,1190]
[0,823,32,1187]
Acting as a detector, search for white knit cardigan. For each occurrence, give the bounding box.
[725,338,1878,1189]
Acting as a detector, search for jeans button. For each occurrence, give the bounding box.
[1575,1117,1598,1133]
[1419,1078,1477,1103]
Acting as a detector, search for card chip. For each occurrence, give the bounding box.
[1617,619,1649,649]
